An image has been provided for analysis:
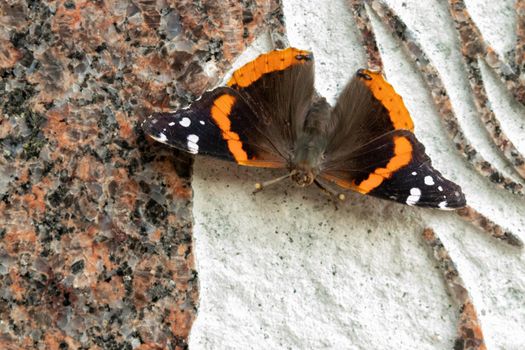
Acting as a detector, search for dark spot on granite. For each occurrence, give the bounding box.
[94,43,107,53]
[63,1,75,10]
[148,281,173,302]
[71,260,85,274]
[145,199,168,224]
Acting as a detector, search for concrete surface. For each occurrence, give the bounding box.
[189,0,525,349]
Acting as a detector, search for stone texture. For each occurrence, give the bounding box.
[0,0,274,348]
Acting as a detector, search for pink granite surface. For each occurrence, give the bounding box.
[0,1,272,348]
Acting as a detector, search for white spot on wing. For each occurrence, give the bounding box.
[438,186,443,191]
[187,134,199,142]
[199,120,205,125]
[411,171,417,176]
[187,134,199,154]
[179,117,191,127]
[406,187,422,206]
[169,122,175,126]
[424,176,435,186]
[152,133,168,143]
[438,201,454,210]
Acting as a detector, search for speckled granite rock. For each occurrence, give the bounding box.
[0,0,274,348]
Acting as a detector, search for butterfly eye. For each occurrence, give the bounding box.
[295,53,313,61]
[356,69,372,80]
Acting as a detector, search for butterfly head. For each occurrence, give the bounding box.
[290,168,315,187]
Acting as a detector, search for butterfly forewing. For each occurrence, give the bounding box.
[143,87,284,167]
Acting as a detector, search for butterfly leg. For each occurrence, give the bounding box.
[314,179,346,201]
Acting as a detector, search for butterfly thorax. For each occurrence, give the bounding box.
[290,98,331,187]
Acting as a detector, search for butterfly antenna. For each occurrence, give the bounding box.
[253,172,293,194]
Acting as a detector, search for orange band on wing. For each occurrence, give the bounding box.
[227,48,312,88]
[210,94,248,162]
[354,136,413,193]
[323,136,413,194]
[236,160,284,168]
[360,70,415,132]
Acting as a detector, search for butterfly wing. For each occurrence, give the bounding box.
[143,87,284,167]
[142,47,315,169]
[320,69,466,209]
[227,47,315,159]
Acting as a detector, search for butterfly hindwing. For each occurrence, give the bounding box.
[320,70,466,209]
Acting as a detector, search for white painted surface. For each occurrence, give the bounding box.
[190,1,525,349]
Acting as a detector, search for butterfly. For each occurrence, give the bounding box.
[142,47,466,209]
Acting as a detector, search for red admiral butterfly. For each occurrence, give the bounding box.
[142,47,466,209]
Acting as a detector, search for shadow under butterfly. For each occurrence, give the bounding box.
[142,47,465,210]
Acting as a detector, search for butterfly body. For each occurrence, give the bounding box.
[143,48,466,210]
[289,97,331,186]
